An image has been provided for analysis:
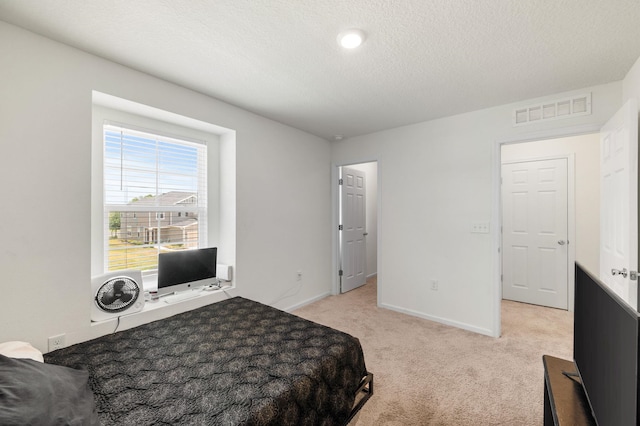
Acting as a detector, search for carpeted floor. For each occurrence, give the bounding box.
[293,277,574,425]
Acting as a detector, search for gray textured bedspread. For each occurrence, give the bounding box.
[44,296,369,425]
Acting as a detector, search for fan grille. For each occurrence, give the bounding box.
[95,276,140,313]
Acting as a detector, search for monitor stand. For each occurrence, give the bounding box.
[162,290,200,304]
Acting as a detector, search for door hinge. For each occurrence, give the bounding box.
[338,224,343,231]
[339,178,343,185]
[339,269,343,276]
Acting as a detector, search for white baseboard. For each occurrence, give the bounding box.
[379,302,494,337]
[283,292,331,312]
[366,272,377,279]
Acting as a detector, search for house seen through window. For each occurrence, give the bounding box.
[104,124,207,273]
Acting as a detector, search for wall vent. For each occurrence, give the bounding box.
[513,93,591,126]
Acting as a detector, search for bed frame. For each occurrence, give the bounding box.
[347,372,374,423]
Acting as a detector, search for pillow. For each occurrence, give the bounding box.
[0,354,98,426]
[0,341,44,363]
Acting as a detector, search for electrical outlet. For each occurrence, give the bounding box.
[430,280,439,291]
[296,270,302,281]
[48,334,66,351]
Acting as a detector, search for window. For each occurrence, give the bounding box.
[103,124,207,273]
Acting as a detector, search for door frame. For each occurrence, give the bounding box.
[331,159,380,305]
[492,123,600,337]
[501,154,576,310]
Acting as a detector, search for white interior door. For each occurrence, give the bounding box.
[340,167,366,293]
[600,98,638,310]
[502,158,569,309]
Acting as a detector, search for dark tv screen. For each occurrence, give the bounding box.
[574,263,639,425]
[157,247,217,290]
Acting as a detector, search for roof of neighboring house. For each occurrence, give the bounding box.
[146,218,198,230]
[168,219,198,228]
[129,191,197,206]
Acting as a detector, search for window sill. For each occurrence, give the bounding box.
[89,284,235,331]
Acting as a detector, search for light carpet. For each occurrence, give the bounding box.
[293,277,573,425]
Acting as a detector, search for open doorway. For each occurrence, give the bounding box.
[336,161,378,295]
[494,100,638,337]
[500,133,600,312]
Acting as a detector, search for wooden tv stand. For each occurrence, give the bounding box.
[543,355,596,425]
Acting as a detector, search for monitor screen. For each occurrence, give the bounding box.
[157,247,217,294]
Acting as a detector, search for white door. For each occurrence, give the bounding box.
[600,99,638,310]
[340,167,367,293]
[502,158,568,309]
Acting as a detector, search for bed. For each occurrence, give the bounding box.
[38,296,373,425]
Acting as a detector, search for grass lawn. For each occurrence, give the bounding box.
[108,238,162,271]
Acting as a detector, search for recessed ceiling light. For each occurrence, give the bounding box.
[337,29,366,49]
[333,135,344,141]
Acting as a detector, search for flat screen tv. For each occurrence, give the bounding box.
[574,263,640,425]
[157,247,217,295]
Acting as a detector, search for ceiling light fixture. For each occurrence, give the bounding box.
[337,29,366,49]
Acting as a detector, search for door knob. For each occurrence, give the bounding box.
[557,240,566,245]
[612,268,628,278]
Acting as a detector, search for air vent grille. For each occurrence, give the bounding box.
[513,93,591,126]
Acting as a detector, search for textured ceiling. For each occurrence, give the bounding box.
[2,0,640,140]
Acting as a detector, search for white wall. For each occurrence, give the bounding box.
[502,134,601,273]
[623,55,640,103]
[332,82,622,336]
[346,162,378,278]
[0,22,332,352]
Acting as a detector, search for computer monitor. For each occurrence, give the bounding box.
[157,247,217,295]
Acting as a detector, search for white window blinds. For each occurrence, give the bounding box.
[103,124,207,272]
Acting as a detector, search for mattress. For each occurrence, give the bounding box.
[44,296,370,425]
